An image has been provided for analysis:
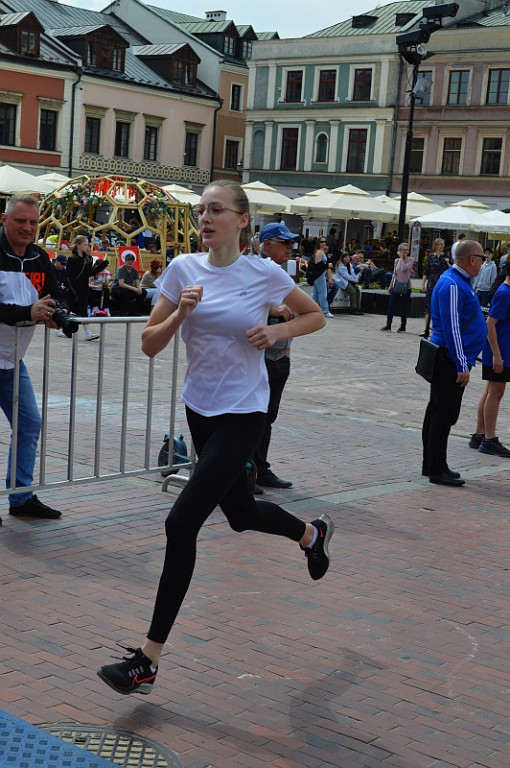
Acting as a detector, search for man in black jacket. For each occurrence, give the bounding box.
[0,195,64,524]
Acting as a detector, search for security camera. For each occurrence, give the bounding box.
[422,3,459,20]
[396,23,439,47]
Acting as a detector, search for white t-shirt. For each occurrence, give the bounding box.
[156,252,295,416]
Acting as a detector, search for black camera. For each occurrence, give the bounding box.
[52,301,79,338]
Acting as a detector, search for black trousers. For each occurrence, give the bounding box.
[422,356,465,476]
[253,356,290,475]
[147,407,306,644]
[386,288,411,329]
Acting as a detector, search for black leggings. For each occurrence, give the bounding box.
[147,407,307,643]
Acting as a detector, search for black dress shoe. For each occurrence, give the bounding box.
[429,472,465,486]
[422,467,461,479]
[257,470,293,489]
[253,484,263,495]
[9,494,62,518]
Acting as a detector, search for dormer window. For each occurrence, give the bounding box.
[395,13,415,27]
[223,34,235,55]
[242,40,252,59]
[20,29,39,56]
[0,12,43,58]
[56,25,127,74]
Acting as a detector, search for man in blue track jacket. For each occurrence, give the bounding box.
[422,239,487,486]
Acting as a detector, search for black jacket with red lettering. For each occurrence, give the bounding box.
[0,229,63,369]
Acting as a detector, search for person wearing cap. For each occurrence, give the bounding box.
[52,254,68,288]
[252,222,300,491]
[110,253,147,316]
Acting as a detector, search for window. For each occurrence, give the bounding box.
[480,138,502,175]
[84,116,100,154]
[88,41,97,66]
[285,71,303,103]
[172,56,197,86]
[184,131,198,166]
[346,129,367,173]
[318,70,336,102]
[112,47,124,72]
[0,103,16,146]
[486,69,510,105]
[441,138,462,175]
[242,40,252,59]
[447,71,469,105]
[224,140,240,170]
[223,35,235,55]
[280,128,298,170]
[231,84,242,111]
[315,133,328,163]
[39,109,57,151]
[353,69,372,101]
[144,126,159,162]
[416,71,433,106]
[20,29,38,55]
[114,121,130,157]
[410,137,425,174]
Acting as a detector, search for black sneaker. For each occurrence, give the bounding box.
[380,326,391,331]
[479,437,510,457]
[257,470,293,489]
[469,433,484,449]
[97,646,157,695]
[300,513,334,580]
[9,494,62,519]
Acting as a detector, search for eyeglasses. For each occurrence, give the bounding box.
[271,238,294,247]
[319,240,327,243]
[472,254,486,261]
[192,204,243,218]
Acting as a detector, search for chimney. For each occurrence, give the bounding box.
[205,10,227,21]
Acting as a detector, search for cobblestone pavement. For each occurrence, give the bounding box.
[1,310,509,768]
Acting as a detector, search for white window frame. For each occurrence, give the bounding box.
[346,65,375,103]
[311,66,339,104]
[0,89,23,148]
[475,130,506,177]
[483,67,510,107]
[276,123,302,170]
[280,67,305,104]
[443,67,473,107]
[342,125,371,174]
[436,132,465,176]
[230,82,244,112]
[314,132,329,164]
[223,136,243,170]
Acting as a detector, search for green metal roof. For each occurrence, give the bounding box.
[175,20,235,34]
[306,1,430,37]
[255,31,279,40]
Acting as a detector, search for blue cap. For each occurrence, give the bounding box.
[259,222,300,243]
[55,255,68,264]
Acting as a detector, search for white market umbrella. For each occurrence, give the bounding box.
[290,184,397,243]
[392,192,444,221]
[0,164,54,195]
[241,181,291,214]
[162,183,200,206]
[482,209,510,235]
[410,204,502,233]
[38,172,71,190]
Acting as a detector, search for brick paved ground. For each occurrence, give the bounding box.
[1,309,509,768]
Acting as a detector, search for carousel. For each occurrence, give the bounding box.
[37,174,200,271]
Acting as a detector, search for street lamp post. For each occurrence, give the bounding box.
[395,3,459,241]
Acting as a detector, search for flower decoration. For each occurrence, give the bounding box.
[143,194,172,223]
[50,178,103,221]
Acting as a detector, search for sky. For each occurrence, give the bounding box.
[68,0,400,38]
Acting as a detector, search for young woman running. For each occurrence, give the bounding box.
[97,181,334,695]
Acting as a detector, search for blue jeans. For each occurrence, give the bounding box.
[0,361,41,506]
[312,274,329,315]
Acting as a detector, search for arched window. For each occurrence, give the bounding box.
[315,133,328,163]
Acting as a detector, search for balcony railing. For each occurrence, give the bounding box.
[79,154,210,185]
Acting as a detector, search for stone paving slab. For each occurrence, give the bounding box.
[1,311,510,768]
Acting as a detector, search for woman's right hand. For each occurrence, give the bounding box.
[177,285,203,319]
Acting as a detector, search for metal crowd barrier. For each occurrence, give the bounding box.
[2,317,194,500]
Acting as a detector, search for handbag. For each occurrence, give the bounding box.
[393,280,409,295]
[415,309,479,382]
[415,338,442,382]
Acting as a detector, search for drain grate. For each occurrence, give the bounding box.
[41,725,182,768]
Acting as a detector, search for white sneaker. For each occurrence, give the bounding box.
[84,330,99,341]
[56,329,65,337]
[324,312,335,318]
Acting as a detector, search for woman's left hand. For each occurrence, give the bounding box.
[246,324,279,350]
